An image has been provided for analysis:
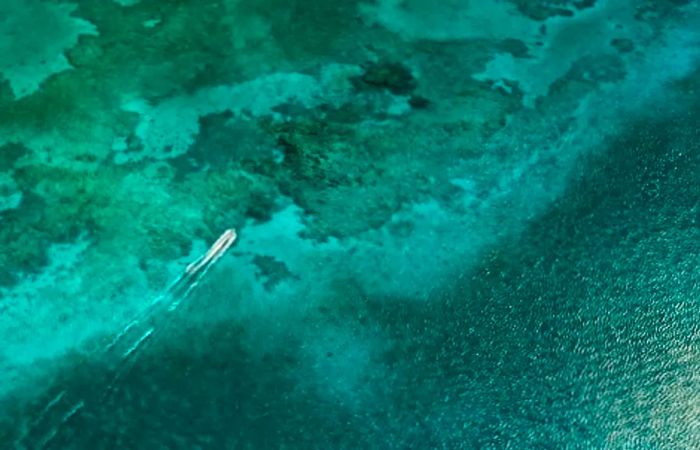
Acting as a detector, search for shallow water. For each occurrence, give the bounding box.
[1,0,699,448]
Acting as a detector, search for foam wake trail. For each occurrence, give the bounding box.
[15,230,237,450]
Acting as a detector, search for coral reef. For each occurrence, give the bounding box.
[1,0,700,447]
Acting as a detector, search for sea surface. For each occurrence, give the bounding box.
[0,0,699,448]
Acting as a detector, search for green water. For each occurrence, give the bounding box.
[1,0,699,448]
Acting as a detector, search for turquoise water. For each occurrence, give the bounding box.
[1,0,699,448]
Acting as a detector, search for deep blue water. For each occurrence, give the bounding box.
[1,1,699,449]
